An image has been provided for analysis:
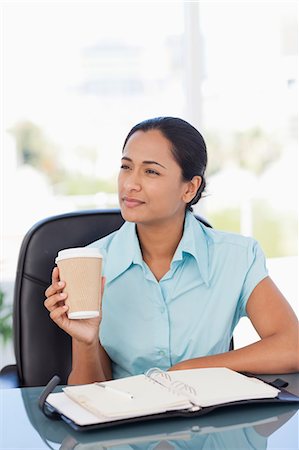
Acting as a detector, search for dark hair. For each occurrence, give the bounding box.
[122,117,207,210]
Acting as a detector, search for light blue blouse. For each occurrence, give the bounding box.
[89,211,268,379]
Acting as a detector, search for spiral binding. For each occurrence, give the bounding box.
[145,368,198,405]
[146,367,171,382]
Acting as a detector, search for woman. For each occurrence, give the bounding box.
[44,117,299,385]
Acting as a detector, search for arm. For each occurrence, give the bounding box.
[44,267,112,385]
[170,276,299,374]
[68,338,112,385]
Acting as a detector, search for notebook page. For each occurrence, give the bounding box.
[47,388,191,427]
[63,374,192,419]
[168,368,280,407]
[47,392,109,426]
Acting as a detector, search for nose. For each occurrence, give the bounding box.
[123,170,142,192]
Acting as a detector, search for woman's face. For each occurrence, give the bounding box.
[118,129,192,225]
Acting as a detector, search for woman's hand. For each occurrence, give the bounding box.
[44,266,105,346]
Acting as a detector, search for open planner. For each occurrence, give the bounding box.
[45,367,299,431]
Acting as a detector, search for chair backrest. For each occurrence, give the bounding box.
[13,209,212,387]
[13,209,125,387]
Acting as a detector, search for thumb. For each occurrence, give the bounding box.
[101,276,106,298]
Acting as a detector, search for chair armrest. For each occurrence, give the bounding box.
[0,364,21,388]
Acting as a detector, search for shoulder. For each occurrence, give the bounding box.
[204,226,265,269]
[191,212,254,247]
[192,214,264,262]
[196,223,268,295]
[205,226,257,249]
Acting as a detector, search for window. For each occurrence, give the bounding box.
[1,1,297,362]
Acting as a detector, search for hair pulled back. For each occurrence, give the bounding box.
[123,117,207,211]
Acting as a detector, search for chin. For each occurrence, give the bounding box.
[120,206,142,223]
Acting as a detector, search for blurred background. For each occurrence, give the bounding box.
[0,1,297,367]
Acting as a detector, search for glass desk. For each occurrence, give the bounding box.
[1,374,299,450]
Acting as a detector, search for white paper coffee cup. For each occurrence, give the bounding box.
[56,247,102,319]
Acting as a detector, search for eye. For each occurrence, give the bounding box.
[120,164,130,170]
[145,168,160,176]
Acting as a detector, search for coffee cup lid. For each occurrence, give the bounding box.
[55,247,102,263]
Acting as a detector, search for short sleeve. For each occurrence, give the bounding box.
[238,239,268,317]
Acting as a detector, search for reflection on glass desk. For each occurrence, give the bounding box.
[1,376,299,450]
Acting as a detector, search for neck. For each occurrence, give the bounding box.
[136,213,186,262]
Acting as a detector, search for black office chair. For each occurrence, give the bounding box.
[0,209,226,388]
[0,209,124,388]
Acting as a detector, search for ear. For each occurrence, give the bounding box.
[182,176,202,204]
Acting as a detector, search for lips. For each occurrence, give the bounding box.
[122,197,145,208]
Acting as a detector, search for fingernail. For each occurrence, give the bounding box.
[60,292,66,297]
[58,281,64,287]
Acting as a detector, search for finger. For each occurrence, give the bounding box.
[52,266,60,284]
[45,280,65,298]
[101,276,106,298]
[50,304,69,322]
[44,294,66,312]
[51,267,65,292]
[44,292,67,311]
[45,268,60,298]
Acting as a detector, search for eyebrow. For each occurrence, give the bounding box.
[121,156,167,169]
